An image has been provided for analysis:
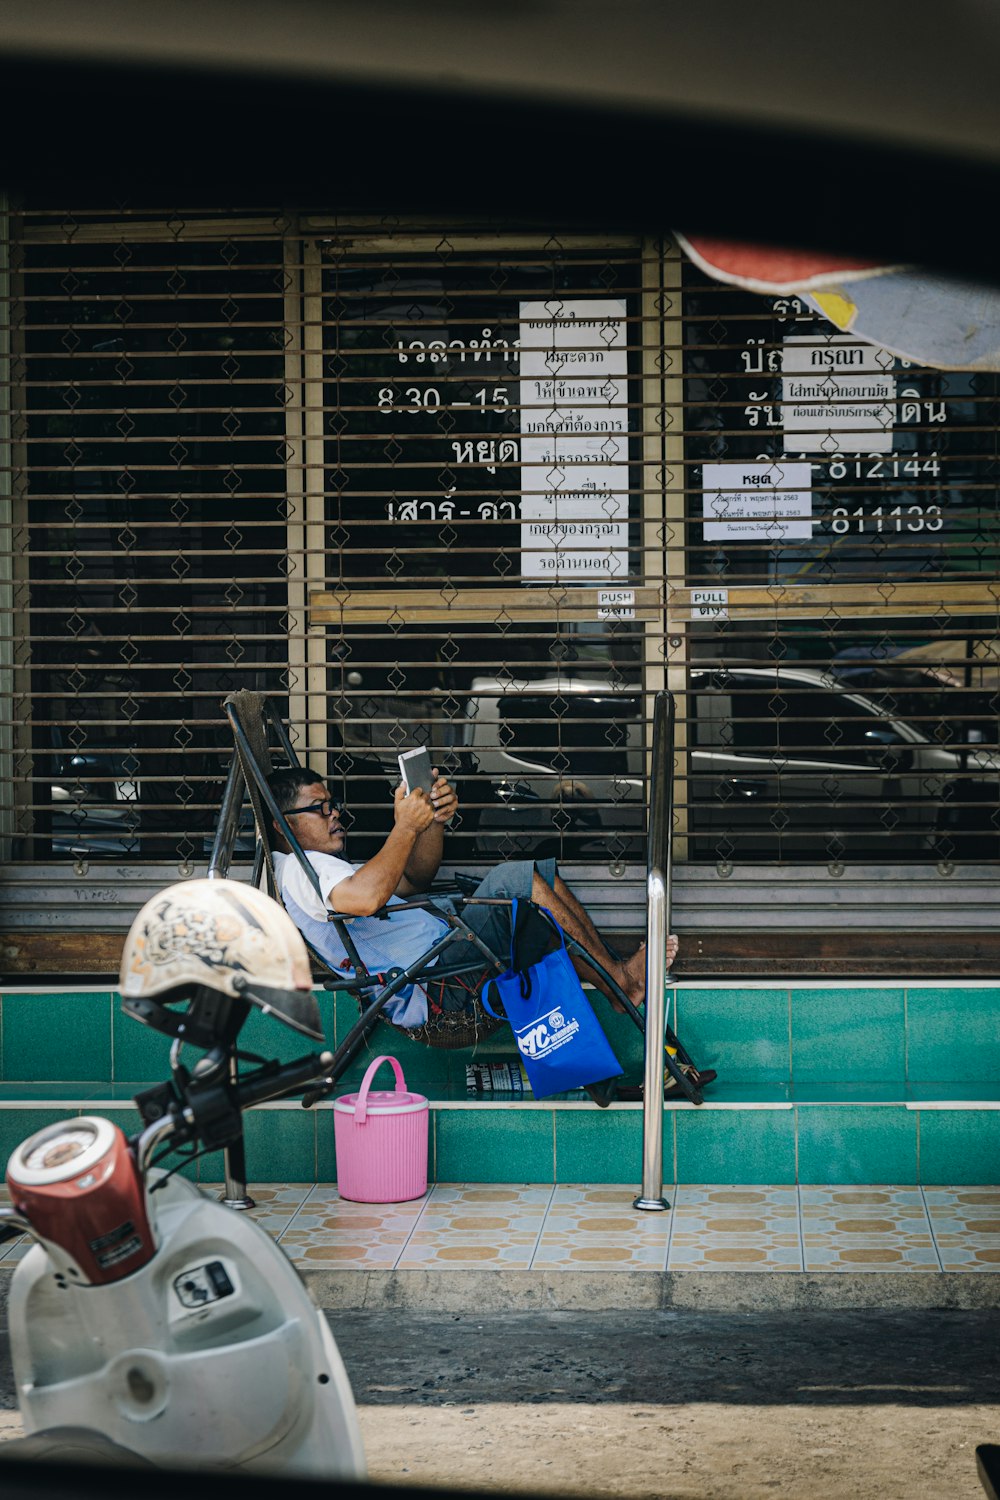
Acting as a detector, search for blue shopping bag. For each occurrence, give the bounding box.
[480,900,623,1099]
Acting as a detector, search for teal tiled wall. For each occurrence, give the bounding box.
[676,1108,797,1184]
[2,991,113,1082]
[0,983,997,1185]
[0,984,648,1091]
[906,988,1000,1083]
[791,988,906,1084]
[9,982,995,1094]
[796,1104,918,1184]
[1,1100,995,1186]
[918,1110,1000,1185]
[554,1107,646,1183]
[673,987,790,1083]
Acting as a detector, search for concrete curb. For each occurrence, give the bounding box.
[2,1265,998,1315]
[299,1268,1000,1313]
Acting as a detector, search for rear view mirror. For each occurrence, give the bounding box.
[864,727,905,747]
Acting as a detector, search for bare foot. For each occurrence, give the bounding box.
[621,935,679,1006]
[622,942,647,1004]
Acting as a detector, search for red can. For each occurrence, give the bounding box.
[7,1116,157,1285]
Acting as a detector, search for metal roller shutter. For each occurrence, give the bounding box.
[677,262,1000,873]
[2,207,998,965]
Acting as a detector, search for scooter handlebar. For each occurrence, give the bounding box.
[136,1050,336,1166]
[229,1050,335,1111]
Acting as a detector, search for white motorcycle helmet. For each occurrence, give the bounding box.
[120,878,323,1041]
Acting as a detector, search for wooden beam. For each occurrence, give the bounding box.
[310,580,1000,628]
[679,928,1000,977]
[669,580,1000,622]
[311,585,663,626]
[1,930,126,975]
[6,927,1000,980]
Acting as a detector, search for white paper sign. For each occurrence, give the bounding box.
[519,301,629,383]
[521,521,629,577]
[782,334,896,453]
[597,589,636,619]
[690,588,729,620]
[702,462,813,542]
[520,299,630,579]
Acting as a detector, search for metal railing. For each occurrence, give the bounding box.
[634,689,674,1211]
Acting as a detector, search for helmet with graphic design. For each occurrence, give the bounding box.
[119,878,322,1041]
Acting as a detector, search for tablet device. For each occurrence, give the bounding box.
[398,746,434,795]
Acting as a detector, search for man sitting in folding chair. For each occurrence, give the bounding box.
[267,763,679,1044]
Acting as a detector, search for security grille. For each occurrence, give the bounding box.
[313,234,655,868]
[5,214,291,869]
[2,209,999,930]
[679,265,1000,869]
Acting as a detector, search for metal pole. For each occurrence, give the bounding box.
[221,1138,255,1211]
[634,869,669,1209]
[634,691,673,1211]
[220,1053,256,1211]
[0,196,13,864]
[207,755,244,880]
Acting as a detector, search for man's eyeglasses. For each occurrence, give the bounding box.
[285,798,341,820]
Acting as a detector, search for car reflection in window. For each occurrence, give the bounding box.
[689,666,1000,861]
[464,679,645,860]
[461,666,1000,864]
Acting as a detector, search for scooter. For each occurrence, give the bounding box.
[0,880,366,1478]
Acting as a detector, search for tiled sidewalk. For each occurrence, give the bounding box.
[87,1182,1000,1275]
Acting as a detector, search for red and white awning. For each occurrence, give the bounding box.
[675,233,1000,371]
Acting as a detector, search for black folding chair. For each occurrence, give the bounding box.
[208,690,706,1108]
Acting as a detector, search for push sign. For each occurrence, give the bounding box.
[597,589,635,619]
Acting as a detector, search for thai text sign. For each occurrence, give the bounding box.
[702,462,814,542]
[782,334,896,453]
[519,298,630,578]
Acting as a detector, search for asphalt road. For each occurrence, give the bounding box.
[334,1308,1000,1500]
[1,1309,998,1499]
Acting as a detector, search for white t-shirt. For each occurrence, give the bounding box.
[273,850,448,1027]
[275,848,355,923]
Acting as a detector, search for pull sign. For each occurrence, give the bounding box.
[597,589,635,620]
[691,588,729,621]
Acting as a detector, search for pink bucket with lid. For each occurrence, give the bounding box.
[333,1055,429,1203]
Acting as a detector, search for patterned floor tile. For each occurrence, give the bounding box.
[924,1187,1000,1272]
[416,1183,551,1235]
[801,1186,938,1271]
[549,1185,649,1206]
[800,1186,926,1213]
[276,1186,428,1268]
[202,1182,314,1236]
[294,1186,430,1222]
[801,1236,940,1272]
[531,1186,671,1270]
[4,1181,1000,1279]
[668,1185,802,1271]
[397,1230,540,1268]
[395,1184,551,1268]
[674,1185,798,1210]
[428,1184,554,1207]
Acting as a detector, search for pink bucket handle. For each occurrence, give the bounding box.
[354,1054,407,1125]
